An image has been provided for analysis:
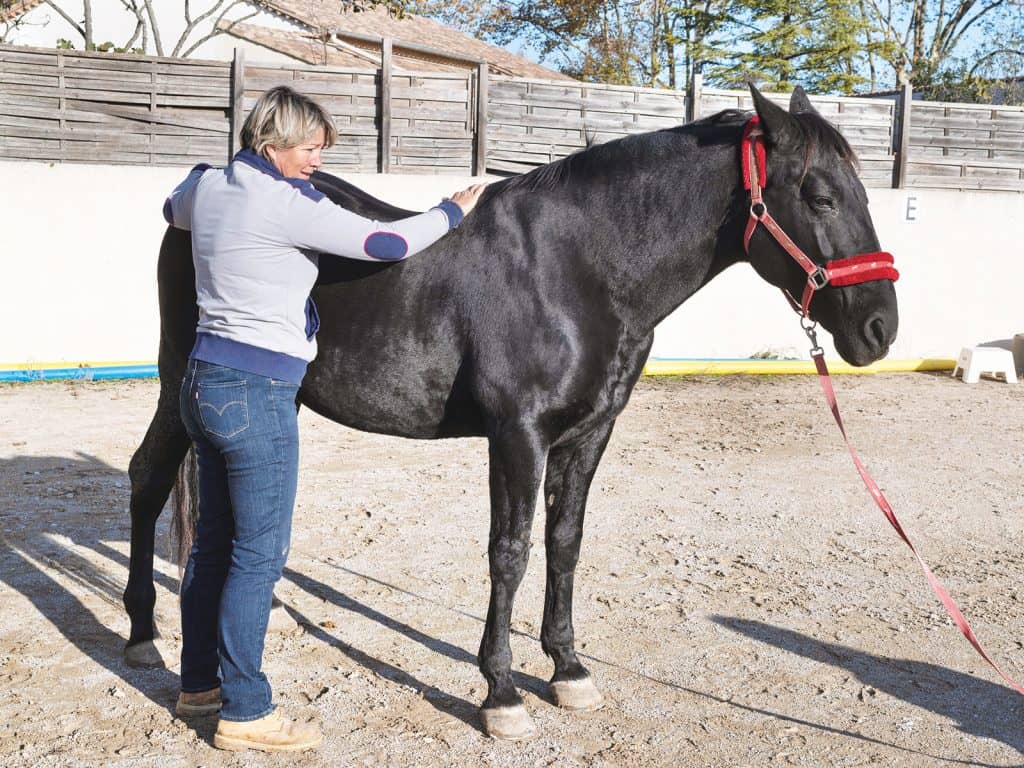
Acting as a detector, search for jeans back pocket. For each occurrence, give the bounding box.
[197,381,250,439]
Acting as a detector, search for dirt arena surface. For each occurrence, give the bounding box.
[1,373,1022,767]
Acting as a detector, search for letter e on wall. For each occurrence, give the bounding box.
[905,195,919,223]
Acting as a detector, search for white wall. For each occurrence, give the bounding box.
[2,160,1021,365]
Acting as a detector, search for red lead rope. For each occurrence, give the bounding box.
[813,351,1024,695]
[741,117,1023,694]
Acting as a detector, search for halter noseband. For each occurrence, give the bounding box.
[741,116,899,318]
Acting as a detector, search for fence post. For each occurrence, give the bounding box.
[892,80,912,189]
[686,65,703,123]
[379,38,392,173]
[229,48,245,162]
[57,51,66,161]
[474,61,488,176]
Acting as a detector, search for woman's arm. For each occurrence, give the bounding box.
[287,183,487,262]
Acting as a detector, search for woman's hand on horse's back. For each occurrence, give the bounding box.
[449,183,488,216]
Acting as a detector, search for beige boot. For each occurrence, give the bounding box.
[213,709,322,752]
[175,687,221,717]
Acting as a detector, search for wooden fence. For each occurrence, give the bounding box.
[0,46,230,165]
[2,43,1023,191]
[902,92,1024,192]
[486,77,688,174]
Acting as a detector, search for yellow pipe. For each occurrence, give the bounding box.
[0,360,155,371]
[642,358,956,376]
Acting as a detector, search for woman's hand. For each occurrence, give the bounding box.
[449,183,488,216]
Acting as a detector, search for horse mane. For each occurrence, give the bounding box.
[488,136,633,195]
[490,105,858,199]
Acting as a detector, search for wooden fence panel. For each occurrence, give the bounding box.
[388,71,473,173]
[486,76,688,174]
[241,63,381,172]
[902,100,1024,189]
[0,45,230,166]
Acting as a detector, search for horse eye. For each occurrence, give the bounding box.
[812,195,834,210]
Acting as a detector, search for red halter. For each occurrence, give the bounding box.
[741,117,899,317]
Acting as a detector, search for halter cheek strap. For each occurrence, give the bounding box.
[741,117,899,317]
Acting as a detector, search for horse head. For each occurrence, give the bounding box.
[743,84,899,366]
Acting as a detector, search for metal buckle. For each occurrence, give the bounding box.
[808,267,829,290]
[750,202,767,218]
[800,314,823,356]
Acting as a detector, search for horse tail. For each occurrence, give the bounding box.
[169,445,199,578]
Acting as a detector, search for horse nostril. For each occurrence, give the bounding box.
[865,315,887,350]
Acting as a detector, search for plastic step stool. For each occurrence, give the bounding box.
[952,346,1018,383]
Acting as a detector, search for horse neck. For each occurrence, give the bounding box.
[581,131,747,335]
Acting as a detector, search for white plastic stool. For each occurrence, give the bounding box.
[952,346,1018,383]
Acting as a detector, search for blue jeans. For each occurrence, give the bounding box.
[178,359,300,722]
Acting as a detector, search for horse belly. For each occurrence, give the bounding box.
[299,339,480,439]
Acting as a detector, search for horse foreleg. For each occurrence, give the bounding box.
[478,424,547,740]
[541,420,615,711]
[123,384,190,667]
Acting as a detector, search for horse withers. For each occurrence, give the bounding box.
[122,84,898,740]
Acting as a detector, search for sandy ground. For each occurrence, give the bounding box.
[0,373,1022,767]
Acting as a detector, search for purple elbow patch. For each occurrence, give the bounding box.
[364,231,409,261]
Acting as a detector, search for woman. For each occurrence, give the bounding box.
[163,85,485,752]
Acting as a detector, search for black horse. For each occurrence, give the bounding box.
[123,85,898,739]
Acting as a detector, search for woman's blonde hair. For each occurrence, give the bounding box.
[240,85,337,158]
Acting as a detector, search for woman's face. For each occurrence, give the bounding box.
[266,128,326,180]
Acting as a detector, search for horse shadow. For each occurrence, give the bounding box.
[712,615,1024,758]
[0,451,504,735]
[282,566,551,705]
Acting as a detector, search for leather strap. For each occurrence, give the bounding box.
[812,352,1024,695]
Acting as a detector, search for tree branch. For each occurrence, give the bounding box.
[43,0,86,41]
[118,0,145,50]
[83,0,93,48]
[968,46,1024,75]
[138,0,163,56]
[172,0,233,57]
[943,0,1006,55]
[180,6,258,58]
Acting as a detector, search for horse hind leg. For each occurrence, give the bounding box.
[123,383,190,668]
[478,424,547,740]
[541,420,615,712]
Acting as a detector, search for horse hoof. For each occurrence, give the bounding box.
[480,704,536,740]
[550,677,604,711]
[124,640,165,669]
[267,600,299,634]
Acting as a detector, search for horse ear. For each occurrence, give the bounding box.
[748,82,801,149]
[789,85,816,115]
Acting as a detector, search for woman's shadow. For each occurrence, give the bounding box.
[713,615,1024,758]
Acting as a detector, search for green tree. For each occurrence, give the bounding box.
[711,0,880,93]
